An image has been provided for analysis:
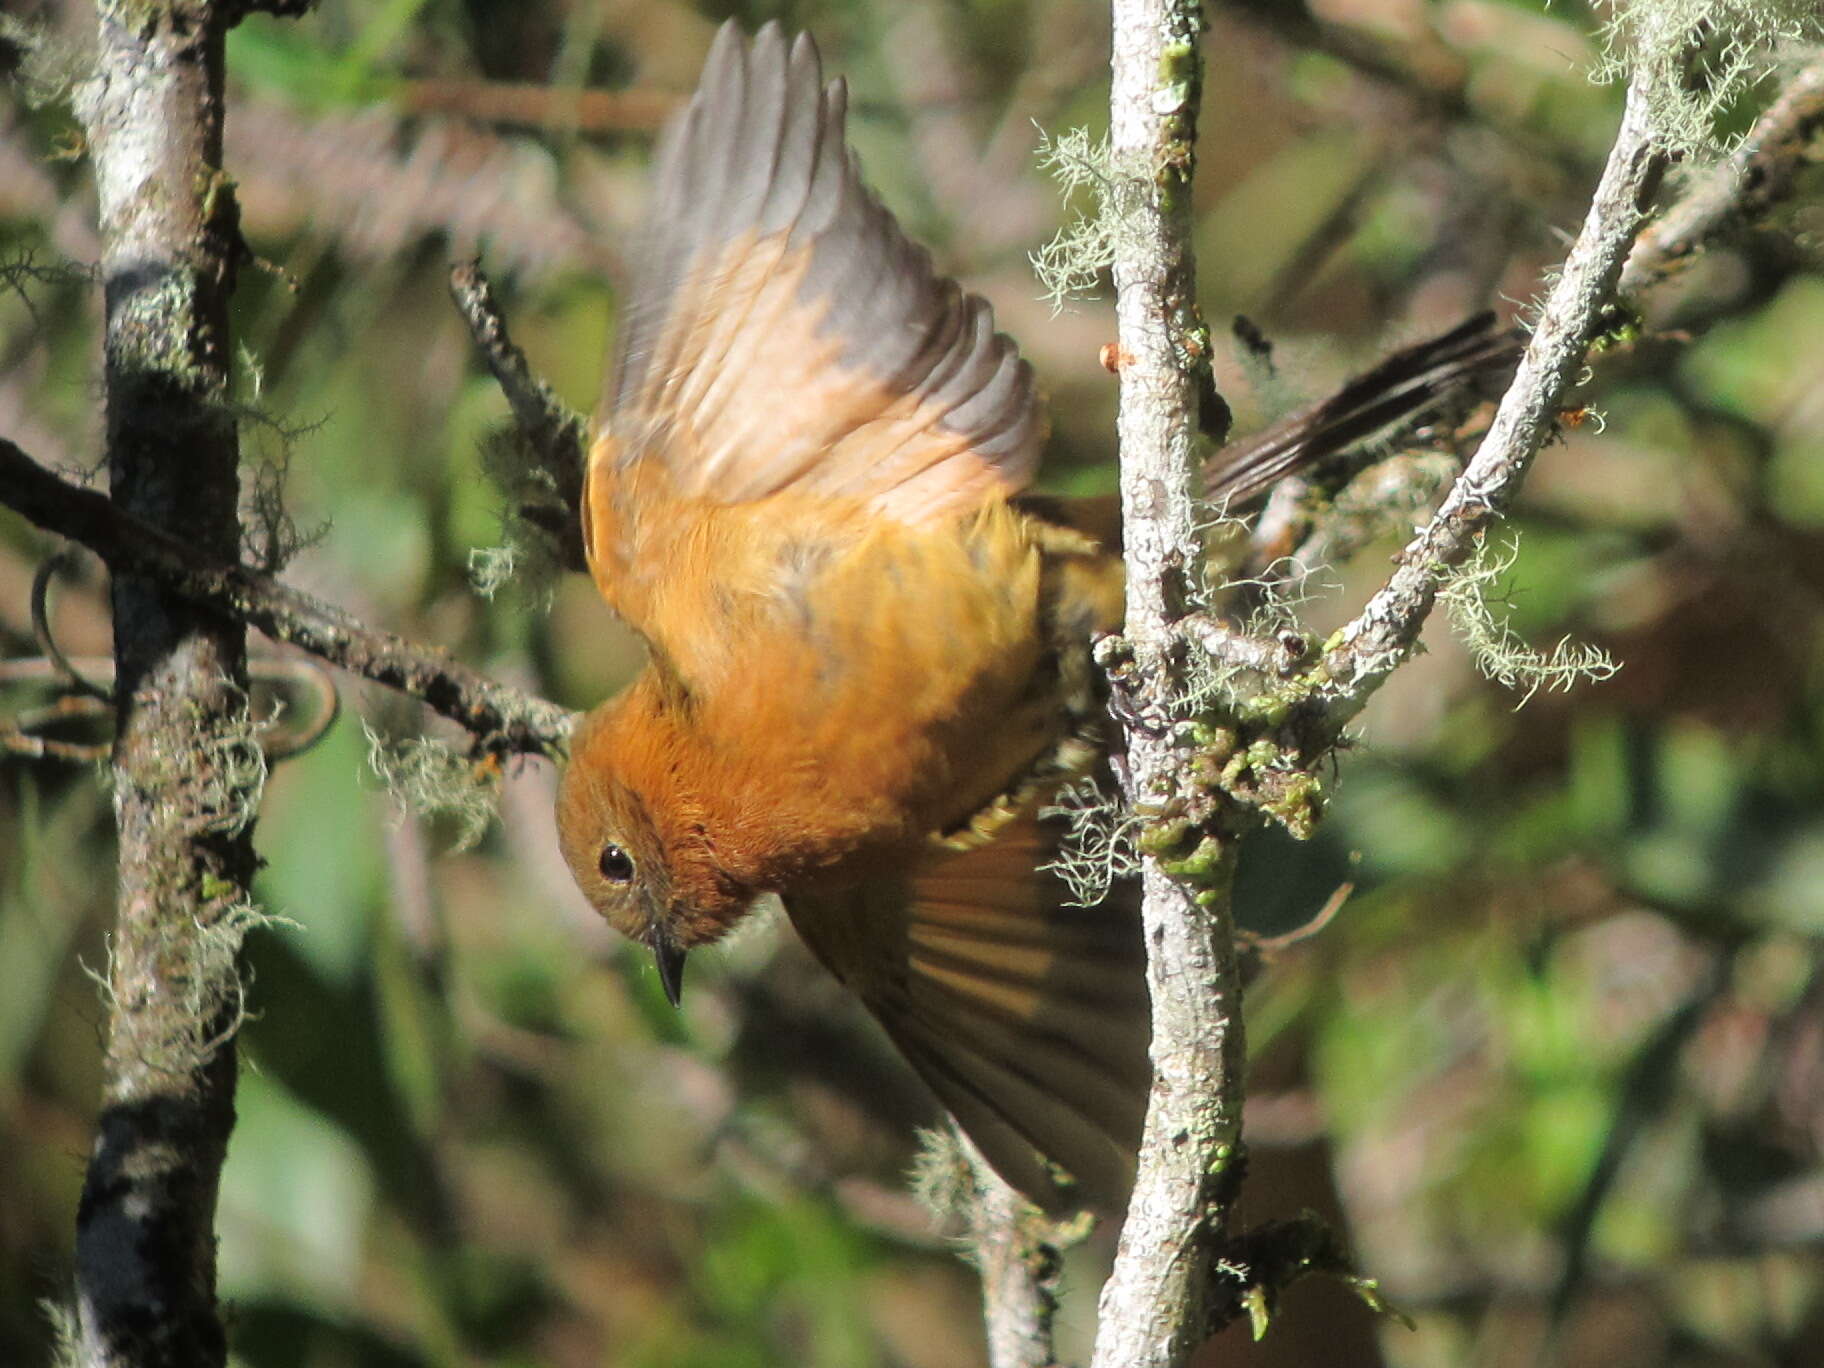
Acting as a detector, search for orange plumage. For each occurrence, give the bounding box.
[554,21,1511,1211]
[555,22,1144,1210]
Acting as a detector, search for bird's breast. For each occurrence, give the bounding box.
[653,499,1069,885]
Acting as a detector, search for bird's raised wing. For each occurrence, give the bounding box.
[786,809,1150,1213]
[584,21,1045,621]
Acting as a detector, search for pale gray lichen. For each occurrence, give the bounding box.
[1440,536,1620,707]
[1597,0,1824,156]
[39,1298,79,1368]
[1041,776,1142,907]
[0,17,89,110]
[1030,127,1152,312]
[909,1123,979,1227]
[364,721,498,852]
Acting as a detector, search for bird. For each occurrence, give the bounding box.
[555,20,1516,1212]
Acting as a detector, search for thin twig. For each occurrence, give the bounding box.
[31,551,113,702]
[0,653,341,762]
[1,691,111,762]
[1621,55,1824,294]
[1311,64,1666,730]
[0,438,576,760]
[448,259,591,571]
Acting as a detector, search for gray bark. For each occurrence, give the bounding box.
[1090,4,1246,1366]
[71,5,263,1365]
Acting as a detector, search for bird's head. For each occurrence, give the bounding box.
[555,688,750,1006]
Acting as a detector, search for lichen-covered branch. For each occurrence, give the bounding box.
[1621,52,1824,294]
[1231,52,1824,603]
[1310,64,1666,731]
[1090,2,1245,1366]
[971,1167,1067,1368]
[447,259,590,575]
[71,4,261,1364]
[0,439,576,759]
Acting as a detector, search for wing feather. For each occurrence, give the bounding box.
[593,22,1043,535]
[787,808,1150,1212]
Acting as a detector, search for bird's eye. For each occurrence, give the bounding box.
[598,843,635,884]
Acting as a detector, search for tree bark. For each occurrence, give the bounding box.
[72,5,261,1364]
[1091,4,1246,1366]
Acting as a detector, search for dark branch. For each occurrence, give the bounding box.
[0,439,576,760]
[448,260,591,572]
[72,4,265,1362]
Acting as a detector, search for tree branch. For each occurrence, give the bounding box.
[1083,17,1745,1364]
[70,4,263,1363]
[447,260,590,573]
[1309,64,1666,733]
[970,1162,1068,1368]
[1230,51,1824,594]
[0,439,576,760]
[1090,3,1246,1365]
[1621,54,1824,295]
[447,260,588,496]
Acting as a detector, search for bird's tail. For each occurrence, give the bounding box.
[1205,310,1520,505]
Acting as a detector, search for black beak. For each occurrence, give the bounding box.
[650,930,687,1008]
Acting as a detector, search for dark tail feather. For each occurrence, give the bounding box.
[1205,311,1521,505]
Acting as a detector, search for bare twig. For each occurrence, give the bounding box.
[31,551,113,702]
[1090,3,1245,1366]
[1,693,111,762]
[0,439,576,760]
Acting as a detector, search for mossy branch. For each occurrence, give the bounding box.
[0,437,577,761]
[448,259,591,580]
[1305,63,1666,734]
[1089,4,1245,1367]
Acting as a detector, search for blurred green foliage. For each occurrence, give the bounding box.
[3,1,1824,1365]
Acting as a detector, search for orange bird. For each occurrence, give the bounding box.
[556,22,1515,1210]
[556,21,1144,1210]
